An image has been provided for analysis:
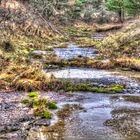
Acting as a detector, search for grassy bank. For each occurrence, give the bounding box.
[96,21,140,71]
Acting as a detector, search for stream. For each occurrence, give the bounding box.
[54,44,98,60]
[27,44,140,140]
[0,44,140,140]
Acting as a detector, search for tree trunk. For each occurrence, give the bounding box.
[118,10,124,23]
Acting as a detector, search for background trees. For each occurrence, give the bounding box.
[105,0,140,22]
[105,0,125,22]
[3,0,139,24]
[125,0,140,17]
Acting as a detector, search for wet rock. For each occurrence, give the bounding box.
[0,131,27,140]
[0,126,6,133]
[18,116,35,123]
[6,123,21,132]
[0,103,11,110]
[34,119,51,126]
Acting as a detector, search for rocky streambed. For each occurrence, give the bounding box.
[0,92,55,140]
[0,43,140,140]
[27,68,140,140]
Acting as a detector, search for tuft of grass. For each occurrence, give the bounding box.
[123,95,140,103]
[98,21,140,59]
[0,62,53,92]
[95,24,122,32]
[75,37,99,48]
[1,41,15,52]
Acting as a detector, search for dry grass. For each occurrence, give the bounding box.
[95,24,123,32]
[98,21,140,59]
[74,37,99,47]
[0,62,52,92]
[95,21,140,71]
[112,58,140,71]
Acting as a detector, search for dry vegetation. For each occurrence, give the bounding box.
[97,21,140,70]
[0,62,52,91]
[0,0,69,92]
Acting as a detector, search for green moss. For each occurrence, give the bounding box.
[32,98,51,109]
[63,82,92,92]
[89,84,124,94]
[28,92,39,98]
[20,49,29,54]
[109,84,124,93]
[89,87,110,93]
[34,109,52,119]
[20,98,30,104]
[21,92,58,119]
[63,82,124,94]
[47,102,58,109]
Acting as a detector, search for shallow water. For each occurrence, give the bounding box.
[27,68,140,140]
[54,44,98,60]
[48,67,139,91]
[28,92,140,140]
[28,40,140,140]
[49,68,114,79]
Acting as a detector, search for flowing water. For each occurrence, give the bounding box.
[27,44,140,140]
[54,44,98,60]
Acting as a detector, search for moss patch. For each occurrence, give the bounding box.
[28,92,39,98]
[63,82,124,94]
[21,92,58,119]
[34,109,52,119]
